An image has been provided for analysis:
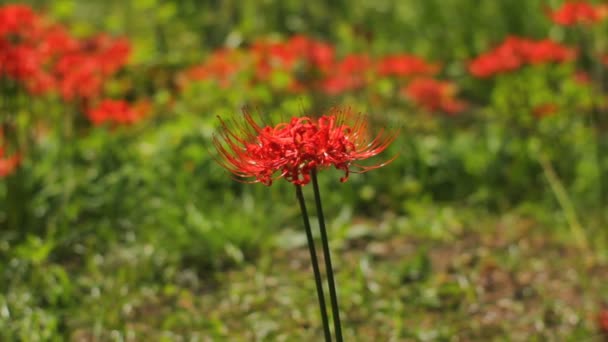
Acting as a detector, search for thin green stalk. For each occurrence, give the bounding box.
[311,169,343,342]
[537,153,589,251]
[295,185,332,342]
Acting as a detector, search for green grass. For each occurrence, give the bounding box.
[3,207,607,341]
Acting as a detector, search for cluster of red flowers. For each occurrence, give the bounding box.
[0,4,144,127]
[401,78,467,115]
[532,103,559,119]
[0,5,130,100]
[180,35,457,112]
[547,1,607,26]
[86,99,149,126]
[213,108,397,186]
[469,36,577,78]
[599,308,608,335]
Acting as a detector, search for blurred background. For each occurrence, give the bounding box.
[1,0,608,340]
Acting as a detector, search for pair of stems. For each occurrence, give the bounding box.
[295,168,343,342]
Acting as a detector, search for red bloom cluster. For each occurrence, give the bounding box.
[532,103,559,119]
[320,54,372,95]
[251,35,335,80]
[0,147,19,177]
[181,34,438,96]
[86,99,149,126]
[469,36,576,78]
[599,308,608,334]
[213,108,397,186]
[0,4,130,101]
[401,78,467,115]
[377,54,439,78]
[548,1,605,26]
[181,48,245,88]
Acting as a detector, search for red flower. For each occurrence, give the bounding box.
[469,36,576,78]
[55,55,104,101]
[402,78,467,114]
[548,2,602,26]
[532,103,559,119]
[377,54,440,77]
[86,99,148,125]
[0,149,19,178]
[213,108,397,186]
[599,308,608,334]
[319,54,371,95]
[521,39,576,65]
[0,4,40,38]
[181,48,245,88]
[0,5,130,100]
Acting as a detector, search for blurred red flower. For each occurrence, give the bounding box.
[599,308,608,334]
[213,108,397,186]
[548,2,603,26]
[532,103,559,119]
[402,77,467,114]
[0,149,19,178]
[377,54,440,78]
[0,4,40,38]
[181,48,245,88]
[469,36,576,78]
[86,99,148,125]
[320,54,371,95]
[0,4,131,101]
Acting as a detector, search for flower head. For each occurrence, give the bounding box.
[86,99,148,125]
[213,108,397,186]
[548,2,603,26]
[469,36,576,78]
[402,77,468,114]
[532,103,559,119]
[376,54,440,78]
[599,308,608,334]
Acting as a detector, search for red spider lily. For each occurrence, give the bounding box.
[251,38,300,80]
[0,4,40,38]
[251,36,337,84]
[213,108,397,186]
[599,308,608,334]
[469,36,576,78]
[402,77,468,114]
[319,54,371,95]
[84,34,131,76]
[0,150,19,178]
[0,4,131,101]
[376,54,440,78]
[532,103,559,119]
[86,99,149,125]
[548,1,603,26]
[288,36,335,71]
[181,48,245,88]
[285,35,335,70]
[54,54,105,101]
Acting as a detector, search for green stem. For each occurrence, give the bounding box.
[537,153,589,251]
[295,185,332,342]
[311,169,344,342]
